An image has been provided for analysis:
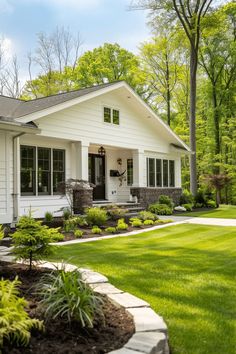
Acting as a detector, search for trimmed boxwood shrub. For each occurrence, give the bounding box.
[105,227,117,234]
[91,226,102,234]
[143,219,154,226]
[116,219,128,231]
[130,218,143,227]
[158,195,173,208]
[148,203,173,215]
[138,211,158,221]
[180,190,194,205]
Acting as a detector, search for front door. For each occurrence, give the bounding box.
[88,154,105,200]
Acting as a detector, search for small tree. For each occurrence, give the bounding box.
[205,174,231,207]
[12,213,56,270]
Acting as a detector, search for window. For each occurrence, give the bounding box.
[127,159,133,186]
[113,109,120,125]
[169,160,175,187]
[163,160,169,187]
[104,107,111,123]
[146,157,175,188]
[20,146,65,196]
[20,146,36,195]
[156,159,162,187]
[104,107,120,125]
[53,149,65,193]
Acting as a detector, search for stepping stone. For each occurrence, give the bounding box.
[127,307,167,333]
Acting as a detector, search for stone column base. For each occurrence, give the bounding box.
[73,188,93,214]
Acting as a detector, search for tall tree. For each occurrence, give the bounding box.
[131,0,216,195]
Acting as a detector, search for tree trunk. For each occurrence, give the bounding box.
[166,54,171,126]
[212,86,220,174]
[189,45,198,196]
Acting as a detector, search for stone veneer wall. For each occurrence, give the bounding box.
[73,188,93,214]
[131,187,182,208]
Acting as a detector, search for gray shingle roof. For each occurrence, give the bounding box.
[0,82,119,119]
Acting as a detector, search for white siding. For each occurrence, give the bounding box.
[0,131,13,224]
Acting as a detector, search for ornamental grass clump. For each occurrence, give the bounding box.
[37,267,103,328]
[12,213,59,270]
[0,225,4,240]
[0,277,43,348]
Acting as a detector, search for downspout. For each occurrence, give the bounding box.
[13,133,25,222]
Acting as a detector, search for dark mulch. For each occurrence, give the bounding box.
[0,261,135,354]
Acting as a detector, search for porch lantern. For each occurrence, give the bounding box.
[98,146,106,156]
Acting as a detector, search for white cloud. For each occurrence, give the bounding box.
[0,36,14,60]
[0,0,14,14]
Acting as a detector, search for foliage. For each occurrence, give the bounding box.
[182,203,193,212]
[37,267,103,327]
[105,207,128,220]
[148,203,173,215]
[130,218,143,227]
[0,277,43,348]
[194,202,203,209]
[180,190,194,205]
[194,189,207,206]
[48,228,64,242]
[206,200,217,208]
[154,219,173,225]
[74,229,84,238]
[0,225,4,240]
[143,219,154,226]
[138,211,158,221]
[105,227,117,234]
[116,219,128,231]
[158,195,173,208]
[91,226,102,234]
[12,214,55,270]
[72,216,88,227]
[44,211,53,222]
[86,207,108,227]
[64,219,77,232]
[63,209,71,220]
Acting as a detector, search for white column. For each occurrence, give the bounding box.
[74,141,89,180]
[132,149,145,187]
[13,135,21,221]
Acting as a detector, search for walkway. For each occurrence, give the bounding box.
[186,217,236,227]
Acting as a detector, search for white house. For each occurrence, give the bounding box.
[0,81,190,224]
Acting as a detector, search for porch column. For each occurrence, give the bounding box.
[74,141,89,181]
[132,149,145,187]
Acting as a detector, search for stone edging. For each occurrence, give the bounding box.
[38,261,170,354]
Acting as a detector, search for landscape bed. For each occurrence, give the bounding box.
[0,261,134,354]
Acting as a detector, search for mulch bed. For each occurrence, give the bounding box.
[0,261,135,354]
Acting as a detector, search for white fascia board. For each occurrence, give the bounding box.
[0,121,40,134]
[15,82,126,124]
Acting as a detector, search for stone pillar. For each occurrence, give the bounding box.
[73,188,93,214]
[132,149,145,187]
[74,141,89,181]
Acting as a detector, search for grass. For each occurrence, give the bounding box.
[49,224,236,354]
[178,204,236,218]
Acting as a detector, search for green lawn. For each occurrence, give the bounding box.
[50,224,236,354]
[179,204,236,218]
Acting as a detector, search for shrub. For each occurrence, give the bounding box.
[105,227,117,234]
[180,190,194,205]
[138,211,158,221]
[154,219,173,225]
[148,203,172,215]
[12,214,55,270]
[194,202,203,209]
[63,209,71,220]
[86,207,108,226]
[182,203,193,211]
[0,277,43,348]
[73,216,88,227]
[143,219,154,226]
[36,267,103,327]
[48,228,64,242]
[194,189,206,206]
[130,218,143,227]
[158,195,173,208]
[116,218,128,231]
[106,207,128,220]
[44,211,53,222]
[0,225,4,240]
[206,200,216,208]
[74,229,84,238]
[91,226,102,234]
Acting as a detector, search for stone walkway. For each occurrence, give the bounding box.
[186,217,236,227]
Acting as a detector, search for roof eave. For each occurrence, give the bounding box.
[0,121,41,134]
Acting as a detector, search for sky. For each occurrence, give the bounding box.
[0,0,150,82]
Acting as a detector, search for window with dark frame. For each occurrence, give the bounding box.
[163,160,169,187]
[156,159,162,187]
[20,146,36,195]
[104,106,120,125]
[169,160,175,187]
[20,146,65,196]
[146,157,175,188]
[113,109,120,125]
[104,107,111,123]
[127,159,133,186]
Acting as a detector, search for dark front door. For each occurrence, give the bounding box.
[88,154,105,200]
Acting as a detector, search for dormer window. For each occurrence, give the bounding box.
[103,107,120,125]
